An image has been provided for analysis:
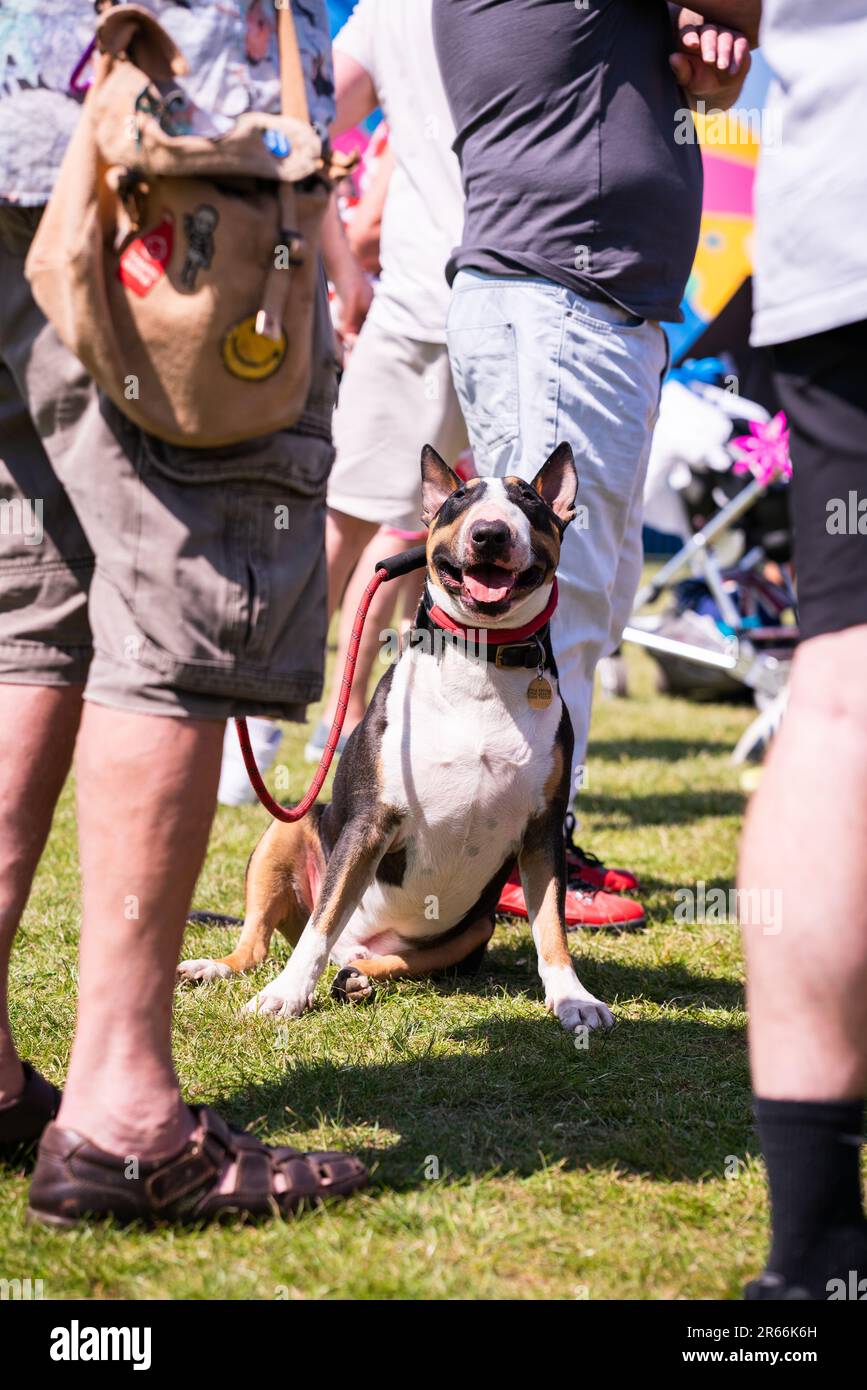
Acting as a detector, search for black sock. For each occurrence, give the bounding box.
[755,1096,867,1297]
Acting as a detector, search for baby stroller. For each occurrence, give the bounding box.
[601,356,797,763]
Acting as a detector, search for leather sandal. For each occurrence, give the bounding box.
[27,1103,368,1227]
[0,1061,62,1152]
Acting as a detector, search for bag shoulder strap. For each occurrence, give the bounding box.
[277,2,311,126]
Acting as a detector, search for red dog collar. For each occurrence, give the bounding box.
[427,579,558,648]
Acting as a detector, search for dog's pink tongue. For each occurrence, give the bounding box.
[463,567,515,603]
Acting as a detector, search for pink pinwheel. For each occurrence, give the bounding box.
[731,411,791,487]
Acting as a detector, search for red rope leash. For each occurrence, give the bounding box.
[234,565,389,822]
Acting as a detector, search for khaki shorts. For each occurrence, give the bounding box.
[0,205,337,721]
[327,316,468,531]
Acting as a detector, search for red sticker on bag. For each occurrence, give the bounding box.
[118,216,174,296]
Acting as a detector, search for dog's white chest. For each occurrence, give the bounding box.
[357,645,562,938]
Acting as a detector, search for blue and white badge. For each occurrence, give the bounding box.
[263,128,292,159]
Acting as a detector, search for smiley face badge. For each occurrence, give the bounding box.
[221,314,287,381]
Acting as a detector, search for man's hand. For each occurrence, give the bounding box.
[671,10,752,108]
[331,260,374,350]
[321,191,373,357]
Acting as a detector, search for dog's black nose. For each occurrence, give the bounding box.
[470,518,510,551]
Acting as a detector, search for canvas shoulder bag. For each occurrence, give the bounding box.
[25,3,335,447]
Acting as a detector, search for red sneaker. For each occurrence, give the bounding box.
[564,813,640,893]
[497,868,645,931]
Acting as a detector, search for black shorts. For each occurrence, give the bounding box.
[772,318,867,642]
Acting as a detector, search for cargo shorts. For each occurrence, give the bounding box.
[0,205,337,721]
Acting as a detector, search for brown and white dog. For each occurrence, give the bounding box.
[178,443,613,1035]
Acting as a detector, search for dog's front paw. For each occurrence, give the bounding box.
[177,957,234,984]
[242,983,313,1019]
[549,994,614,1034]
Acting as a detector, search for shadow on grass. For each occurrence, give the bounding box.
[481,938,743,1011]
[584,789,746,827]
[625,873,740,925]
[0,1146,38,1179]
[220,949,751,1188]
[587,737,736,763]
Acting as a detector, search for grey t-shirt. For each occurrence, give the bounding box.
[0,0,335,206]
[751,0,867,346]
[432,0,703,324]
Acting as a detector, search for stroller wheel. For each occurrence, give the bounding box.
[598,653,629,699]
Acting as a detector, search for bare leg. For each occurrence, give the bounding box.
[739,626,867,1295]
[57,705,224,1159]
[740,627,867,1100]
[394,565,426,634]
[325,507,378,622]
[321,527,417,732]
[0,684,84,1101]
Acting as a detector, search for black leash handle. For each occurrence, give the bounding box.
[374,543,428,582]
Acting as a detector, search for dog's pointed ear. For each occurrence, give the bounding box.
[531,442,578,526]
[420,444,461,526]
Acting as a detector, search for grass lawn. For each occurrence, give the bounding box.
[2,631,792,1300]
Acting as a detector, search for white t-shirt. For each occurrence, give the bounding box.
[751,0,867,346]
[334,0,463,344]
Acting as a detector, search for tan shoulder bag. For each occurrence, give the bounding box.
[26,3,335,448]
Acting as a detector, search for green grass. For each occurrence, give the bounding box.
[0,629,798,1300]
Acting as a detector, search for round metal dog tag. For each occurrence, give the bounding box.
[527,675,553,709]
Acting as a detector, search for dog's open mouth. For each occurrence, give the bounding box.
[461,562,517,605]
[435,556,546,610]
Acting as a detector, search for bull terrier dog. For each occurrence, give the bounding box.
[178,442,613,1036]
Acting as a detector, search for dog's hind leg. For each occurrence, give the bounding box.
[333,914,496,1001]
[177,819,320,984]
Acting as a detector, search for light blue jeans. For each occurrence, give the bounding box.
[446,269,668,795]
